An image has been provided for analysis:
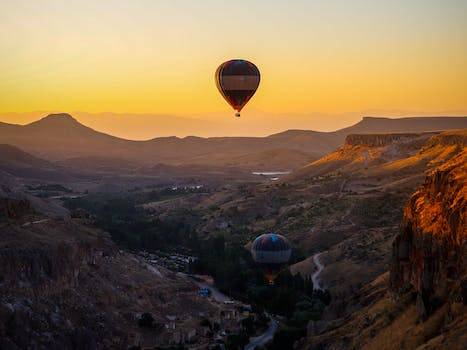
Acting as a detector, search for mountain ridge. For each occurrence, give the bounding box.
[5,113,467,141]
[289,129,466,181]
[1,114,466,170]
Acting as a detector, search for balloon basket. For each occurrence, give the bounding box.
[235,112,241,117]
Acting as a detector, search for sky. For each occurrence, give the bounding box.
[1,0,466,137]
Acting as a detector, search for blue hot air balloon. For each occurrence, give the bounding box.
[251,233,291,284]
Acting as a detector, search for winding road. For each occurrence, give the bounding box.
[186,274,279,349]
[311,252,325,291]
[177,273,280,349]
[244,315,278,350]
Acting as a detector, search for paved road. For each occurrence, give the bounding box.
[192,280,231,303]
[21,219,50,227]
[182,274,232,303]
[307,208,356,292]
[180,273,280,349]
[312,252,325,290]
[244,316,278,350]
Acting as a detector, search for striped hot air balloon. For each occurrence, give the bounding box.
[215,59,260,117]
[251,233,291,284]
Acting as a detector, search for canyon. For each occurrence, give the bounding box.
[301,143,466,350]
[0,114,465,349]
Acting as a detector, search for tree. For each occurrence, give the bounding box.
[138,312,154,328]
[241,316,255,335]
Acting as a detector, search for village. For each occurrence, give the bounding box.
[136,251,267,349]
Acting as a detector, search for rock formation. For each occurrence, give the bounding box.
[300,138,466,350]
[390,148,466,317]
[345,132,437,147]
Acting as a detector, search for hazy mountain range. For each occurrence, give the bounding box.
[2,110,467,139]
[0,113,466,172]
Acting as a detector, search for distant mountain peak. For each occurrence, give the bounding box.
[339,116,467,135]
[37,113,78,123]
[25,113,88,131]
[46,112,74,118]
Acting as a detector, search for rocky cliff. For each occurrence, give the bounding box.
[390,148,466,317]
[290,130,467,182]
[345,132,437,148]
[300,142,466,350]
[423,129,467,148]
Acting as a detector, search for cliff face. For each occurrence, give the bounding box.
[290,130,467,183]
[423,130,467,148]
[345,132,437,148]
[300,143,466,350]
[390,149,466,316]
[291,132,440,180]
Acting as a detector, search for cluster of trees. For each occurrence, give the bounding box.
[64,193,201,251]
[66,192,332,349]
[190,235,331,350]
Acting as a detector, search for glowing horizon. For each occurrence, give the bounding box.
[1,0,466,136]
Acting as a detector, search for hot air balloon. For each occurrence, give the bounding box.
[215,59,260,117]
[251,233,291,284]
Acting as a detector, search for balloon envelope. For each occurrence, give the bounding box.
[251,233,291,283]
[215,59,260,116]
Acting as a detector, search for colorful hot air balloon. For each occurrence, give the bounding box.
[215,59,260,117]
[251,233,291,284]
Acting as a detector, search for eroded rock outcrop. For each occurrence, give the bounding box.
[423,130,467,148]
[390,149,466,316]
[345,132,437,148]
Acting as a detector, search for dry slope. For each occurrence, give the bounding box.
[300,146,466,350]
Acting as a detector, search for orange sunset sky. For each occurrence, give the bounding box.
[1,0,466,138]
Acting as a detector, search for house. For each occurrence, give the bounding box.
[186,329,197,343]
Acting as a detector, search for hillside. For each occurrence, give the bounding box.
[0,114,466,171]
[188,129,466,298]
[0,195,229,349]
[300,147,466,350]
[0,144,52,167]
[290,129,467,181]
[1,123,465,349]
[0,144,76,181]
